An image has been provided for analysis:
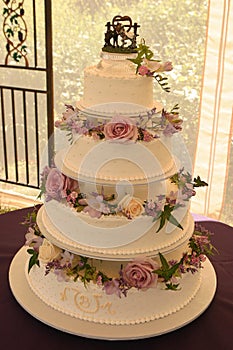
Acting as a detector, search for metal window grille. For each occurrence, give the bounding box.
[0,0,54,189]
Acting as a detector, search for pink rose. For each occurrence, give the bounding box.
[104,116,138,142]
[45,168,65,200]
[45,168,79,200]
[62,176,79,197]
[122,257,159,290]
[138,65,150,76]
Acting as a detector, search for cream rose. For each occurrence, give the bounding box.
[38,239,62,263]
[104,115,138,142]
[118,194,144,218]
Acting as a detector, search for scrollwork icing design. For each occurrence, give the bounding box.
[2,0,28,66]
[61,287,116,315]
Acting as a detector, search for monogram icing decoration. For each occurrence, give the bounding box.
[61,287,116,315]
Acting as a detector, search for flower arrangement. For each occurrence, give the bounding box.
[55,105,183,143]
[127,42,173,92]
[39,164,207,232]
[24,208,216,296]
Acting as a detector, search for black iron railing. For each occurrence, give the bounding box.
[0,0,54,190]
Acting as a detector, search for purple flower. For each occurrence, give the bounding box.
[54,268,70,282]
[25,227,43,250]
[163,122,177,136]
[103,279,122,297]
[82,195,110,218]
[144,199,163,218]
[147,200,155,210]
[83,205,102,218]
[60,250,74,266]
[166,191,178,205]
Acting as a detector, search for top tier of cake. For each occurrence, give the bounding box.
[79,52,155,112]
[76,15,172,116]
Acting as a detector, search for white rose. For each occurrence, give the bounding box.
[38,239,62,263]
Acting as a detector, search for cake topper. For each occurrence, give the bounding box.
[103,15,140,53]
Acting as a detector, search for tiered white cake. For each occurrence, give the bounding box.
[23,16,213,328]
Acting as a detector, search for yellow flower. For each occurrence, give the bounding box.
[119,195,144,218]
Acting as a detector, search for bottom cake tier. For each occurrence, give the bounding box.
[9,247,217,340]
[26,255,202,325]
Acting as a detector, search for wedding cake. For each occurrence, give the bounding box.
[19,16,215,334]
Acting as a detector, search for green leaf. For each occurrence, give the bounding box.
[153,252,183,282]
[159,252,170,269]
[156,212,166,232]
[165,282,180,290]
[168,213,183,230]
[170,172,180,186]
[156,204,182,232]
[27,249,39,273]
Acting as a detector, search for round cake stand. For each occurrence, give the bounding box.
[9,247,217,341]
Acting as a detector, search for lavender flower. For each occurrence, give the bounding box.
[54,268,70,282]
[60,250,74,267]
[103,279,122,298]
[163,122,177,136]
[25,227,43,250]
[144,196,165,219]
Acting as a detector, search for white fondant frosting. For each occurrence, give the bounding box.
[26,259,202,326]
[82,52,155,110]
[54,134,177,184]
[37,204,193,260]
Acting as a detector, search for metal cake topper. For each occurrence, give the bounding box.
[103,15,140,53]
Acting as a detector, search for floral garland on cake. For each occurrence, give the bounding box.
[24,207,216,295]
[55,104,183,143]
[39,165,207,232]
[128,42,173,92]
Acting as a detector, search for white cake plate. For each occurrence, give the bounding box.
[76,101,163,119]
[9,247,217,341]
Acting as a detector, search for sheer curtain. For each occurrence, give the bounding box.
[192,0,233,222]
